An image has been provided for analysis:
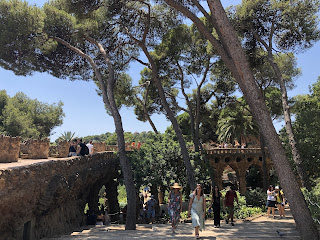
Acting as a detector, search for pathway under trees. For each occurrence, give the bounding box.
[43,208,312,239]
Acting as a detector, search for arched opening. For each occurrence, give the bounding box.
[222,165,239,190]
[214,157,220,163]
[225,157,231,163]
[236,157,242,162]
[247,157,253,162]
[246,165,262,189]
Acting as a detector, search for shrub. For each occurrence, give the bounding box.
[302,178,320,225]
[245,187,266,207]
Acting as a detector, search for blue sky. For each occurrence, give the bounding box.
[1,0,319,141]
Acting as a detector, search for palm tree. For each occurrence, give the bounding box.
[57,131,76,142]
[216,104,259,145]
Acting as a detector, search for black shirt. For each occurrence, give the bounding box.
[79,142,86,156]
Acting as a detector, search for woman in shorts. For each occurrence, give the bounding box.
[266,185,276,218]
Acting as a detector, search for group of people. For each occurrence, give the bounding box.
[167,183,238,239]
[68,139,94,157]
[139,183,285,239]
[266,185,286,219]
[131,141,142,150]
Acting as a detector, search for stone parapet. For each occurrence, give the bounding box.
[0,135,21,163]
[0,152,118,240]
[20,139,50,159]
[93,142,106,153]
[49,141,70,158]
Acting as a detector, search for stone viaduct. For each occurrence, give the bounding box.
[207,148,273,194]
[0,137,120,240]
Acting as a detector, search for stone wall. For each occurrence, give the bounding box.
[0,152,119,240]
[0,135,21,163]
[49,141,70,158]
[93,142,106,153]
[20,139,50,159]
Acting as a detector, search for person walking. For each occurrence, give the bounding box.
[188,184,206,239]
[146,195,156,224]
[275,186,285,218]
[168,183,183,233]
[224,185,238,226]
[266,185,276,218]
[211,185,222,228]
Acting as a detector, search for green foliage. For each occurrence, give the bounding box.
[280,77,320,180]
[0,90,64,139]
[245,188,266,207]
[118,184,127,208]
[302,178,320,224]
[216,101,259,144]
[130,131,187,192]
[56,131,76,142]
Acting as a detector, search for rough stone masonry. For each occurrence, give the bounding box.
[0,152,119,240]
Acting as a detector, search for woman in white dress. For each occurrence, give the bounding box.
[188,184,206,239]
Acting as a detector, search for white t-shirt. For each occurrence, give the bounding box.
[86,143,94,154]
[267,190,276,201]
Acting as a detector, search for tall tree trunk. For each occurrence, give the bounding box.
[163,1,319,239]
[260,133,268,191]
[140,44,196,190]
[267,55,311,191]
[105,59,137,230]
[53,36,137,230]
[107,71,136,230]
[136,97,159,134]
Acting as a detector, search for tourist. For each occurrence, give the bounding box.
[137,141,142,150]
[146,195,156,223]
[275,186,285,218]
[224,185,238,226]
[68,139,77,157]
[266,185,276,218]
[211,185,222,228]
[168,183,183,233]
[86,140,94,154]
[77,139,88,156]
[131,141,135,150]
[188,184,206,239]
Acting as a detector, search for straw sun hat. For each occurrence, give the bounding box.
[170,183,182,190]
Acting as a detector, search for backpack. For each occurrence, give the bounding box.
[84,144,89,155]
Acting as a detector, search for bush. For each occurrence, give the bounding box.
[302,178,320,225]
[245,187,266,207]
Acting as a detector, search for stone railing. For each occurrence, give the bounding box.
[20,139,50,159]
[0,135,21,163]
[206,148,263,155]
[93,142,106,152]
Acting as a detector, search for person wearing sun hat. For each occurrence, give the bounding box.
[168,183,183,234]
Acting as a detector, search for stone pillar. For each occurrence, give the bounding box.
[87,183,100,214]
[238,173,247,195]
[105,179,120,222]
[213,169,223,190]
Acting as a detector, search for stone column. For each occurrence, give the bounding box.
[105,179,120,222]
[87,183,100,214]
[213,169,223,190]
[237,173,247,195]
